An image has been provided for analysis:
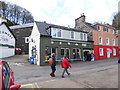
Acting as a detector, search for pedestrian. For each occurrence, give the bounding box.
[61,56,71,78]
[48,53,56,77]
[91,52,94,61]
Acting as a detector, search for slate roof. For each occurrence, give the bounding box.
[35,21,88,37]
[85,22,97,30]
[10,23,33,30]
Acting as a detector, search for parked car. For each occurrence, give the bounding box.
[0,60,21,90]
[15,48,22,55]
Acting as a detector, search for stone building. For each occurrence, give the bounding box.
[10,23,33,54]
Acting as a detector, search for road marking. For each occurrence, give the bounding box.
[21,83,33,87]
[35,82,39,88]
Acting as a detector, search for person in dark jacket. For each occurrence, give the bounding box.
[50,53,56,77]
[61,56,71,78]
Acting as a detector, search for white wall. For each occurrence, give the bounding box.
[0,24,15,58]
[0,46,15,58]
[29,22,40,65]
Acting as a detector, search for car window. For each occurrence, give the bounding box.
[2,62,10,89]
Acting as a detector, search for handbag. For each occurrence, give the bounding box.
[48,58,54,64]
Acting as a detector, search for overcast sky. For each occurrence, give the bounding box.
[3,0,120,27]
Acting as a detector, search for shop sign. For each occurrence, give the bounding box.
[0,31,13,43]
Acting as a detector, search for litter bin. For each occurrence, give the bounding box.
[30,56,34,64]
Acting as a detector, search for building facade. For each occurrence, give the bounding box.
[93,24,118,59]
[10,23,33,54]
[29,21,94,66]
[75,14,119,60]
[0,18,15,58]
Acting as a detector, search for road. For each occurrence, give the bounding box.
[3,55,118,88]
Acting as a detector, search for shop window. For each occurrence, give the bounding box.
[61,48,70,59]
[73,49,80,59]
[45,47,57,60]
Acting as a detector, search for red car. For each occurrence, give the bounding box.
[0,60,21,90]
[15,48,22,55]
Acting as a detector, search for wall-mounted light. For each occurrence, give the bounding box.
[68,42,70,45]
[59,42,62,45]
[51,41,54,44]
[75,43,78,46]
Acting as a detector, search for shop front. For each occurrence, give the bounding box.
[40,37,93,65]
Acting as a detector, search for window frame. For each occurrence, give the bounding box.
[106,38,110,45]
[99,48,104,56]
[99,37,103,44]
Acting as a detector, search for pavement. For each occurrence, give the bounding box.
[2,55,119,88]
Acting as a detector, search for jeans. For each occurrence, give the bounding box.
[51,65,56,73]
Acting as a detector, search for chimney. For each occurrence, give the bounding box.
[75,13,85,29]
[75,13,86,22]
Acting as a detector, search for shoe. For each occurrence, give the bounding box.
[68,73,70,76]
[50,73,54,77]
[53,73,55,77]
[62,76,65,78]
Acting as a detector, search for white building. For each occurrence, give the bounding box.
[0,18,15,58]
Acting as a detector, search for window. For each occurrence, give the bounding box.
[61,48,70,59]
[57,29,61,37]
[51,28,57,37]
[99,37,103,44]
[112,30,115,34]
[84,33,86,41]
[25,37,29,43]
[51,28,61,38]
[113,48,116,56]
[80,33,83,40]
[71,32,74,39]
[99,48,104,56]
[73,49,81,59]
[106,38,109,45]
[97,26,100,30]
[2,62,10,88]
[112,39,115,46]
[45,47,57,60]
[103,27,109,32]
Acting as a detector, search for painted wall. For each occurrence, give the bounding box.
[29,22,40,65]
[0,24,15,58]
[94,45,118,60]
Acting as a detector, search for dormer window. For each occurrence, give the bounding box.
[71,31,74,39]
[103,27,109,32]
[97,26,100,30]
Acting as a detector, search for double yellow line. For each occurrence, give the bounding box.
[21,83,35,88]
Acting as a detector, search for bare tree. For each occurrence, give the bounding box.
[0,1,34,25]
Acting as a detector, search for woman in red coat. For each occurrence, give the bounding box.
[61,56,71,78]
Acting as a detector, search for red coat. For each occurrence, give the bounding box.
[61,58,71,68]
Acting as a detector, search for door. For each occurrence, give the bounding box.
[107,48,110,58]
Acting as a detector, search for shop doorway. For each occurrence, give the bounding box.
[61,48,70,59]
[107,48,110,58]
